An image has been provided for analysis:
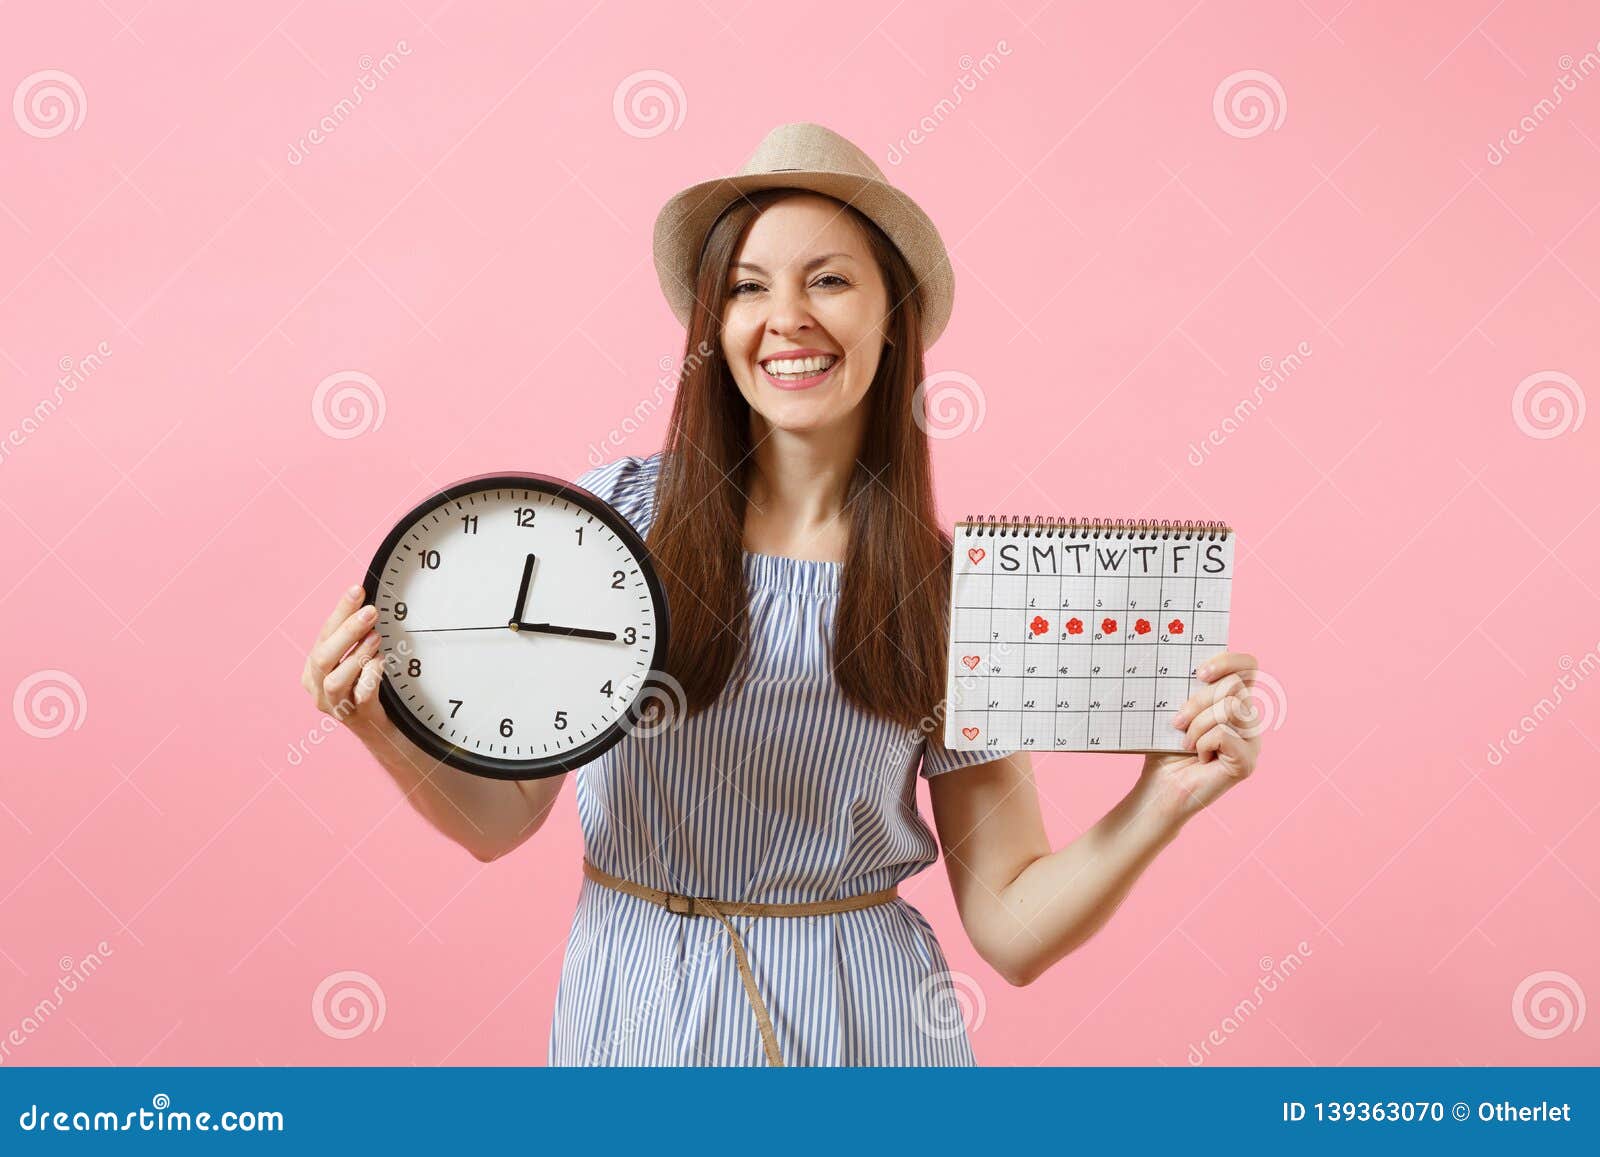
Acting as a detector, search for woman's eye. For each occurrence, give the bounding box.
[730,281,762,296]
[814,274,849,289]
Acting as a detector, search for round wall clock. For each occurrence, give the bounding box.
[362,471,670,780]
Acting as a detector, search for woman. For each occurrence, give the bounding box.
[300,123,1264,1066]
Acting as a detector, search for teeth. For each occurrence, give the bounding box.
[762,355,837,377]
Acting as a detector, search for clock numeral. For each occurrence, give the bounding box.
[499,718,514,738]
[622,627,636,644]
[574,526,584,546]
[599,680,613,696]
[394,601,408,621]
[407,658,421,677]
[554,710,568,730]
[448,699,463,718]
[418,549,441,570]
[513,507,536,528]
[611,569,625,589]
[461,514,478,534]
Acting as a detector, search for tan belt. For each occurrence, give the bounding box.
[581,858,898,1067]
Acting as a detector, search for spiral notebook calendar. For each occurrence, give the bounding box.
[945,515,1236,754]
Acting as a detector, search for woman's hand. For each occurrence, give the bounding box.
[1138,651,1264,829]
[300,583,389,738]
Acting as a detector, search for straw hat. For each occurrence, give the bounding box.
[652,122,956,348]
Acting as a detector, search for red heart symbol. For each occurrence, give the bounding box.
[1029,615,1049,636]
[1135,618,1151,635]
[1168,618,1184,635]
[961,655,980,670]
[1101,617,1117,634]
[1066,617,1083,635]
[961,726,980,740]
[967,547,986,565]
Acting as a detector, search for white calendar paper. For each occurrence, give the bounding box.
[944,520,1235,753]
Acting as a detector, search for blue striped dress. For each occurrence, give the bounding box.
[547,450,1001,1066]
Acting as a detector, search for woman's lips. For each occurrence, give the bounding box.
[759,357,840,391]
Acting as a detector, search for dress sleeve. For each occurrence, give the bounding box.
[571,452,661,539]
[918,730,1013,779]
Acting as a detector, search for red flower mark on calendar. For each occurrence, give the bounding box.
[1101,617,1117,634]
[961,655,981,670]
[962,726,981,740]
[1029,615,1049,636]
[967,547,986,565]
[1135,618,1151,635]
[1066,617,1084,635]
[1168,618,1185,635]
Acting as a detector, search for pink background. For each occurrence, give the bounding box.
[2,0,1596,1066]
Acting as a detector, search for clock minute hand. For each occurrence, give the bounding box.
[513,621,618,641]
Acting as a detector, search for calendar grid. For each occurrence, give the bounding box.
[946,517,1235,755]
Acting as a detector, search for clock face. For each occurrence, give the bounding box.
[362,471,669,780]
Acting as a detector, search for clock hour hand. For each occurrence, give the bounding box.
[511,553,536,622]
[512,620,618,641]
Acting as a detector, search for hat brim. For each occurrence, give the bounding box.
[652,170,954,349]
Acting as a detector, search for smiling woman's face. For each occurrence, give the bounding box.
[720,193,892,436]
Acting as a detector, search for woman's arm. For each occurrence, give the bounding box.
[928,651,1262,986]
[302,583,565,862]
[357,712,566,863]
[928,749,1180,986]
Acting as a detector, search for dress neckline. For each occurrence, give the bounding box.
[741,549,842,593]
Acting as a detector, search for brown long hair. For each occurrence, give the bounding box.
[648,188,955,733]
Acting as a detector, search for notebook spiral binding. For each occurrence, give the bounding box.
[958,514,1231,541]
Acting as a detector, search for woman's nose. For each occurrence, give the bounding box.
[764,282,815,333]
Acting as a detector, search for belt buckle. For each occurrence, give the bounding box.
[664,892,695,917]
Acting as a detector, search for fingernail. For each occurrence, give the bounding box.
[1197,664,1212,680]
[1172,714,1187,730]
[347,583,363,599]
[361,605,377,621]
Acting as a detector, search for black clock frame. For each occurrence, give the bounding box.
[362,470,671,781]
